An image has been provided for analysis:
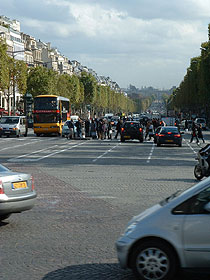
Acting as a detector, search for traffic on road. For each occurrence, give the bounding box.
[0,110,209,280]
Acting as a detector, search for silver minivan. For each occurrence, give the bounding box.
[0,116,28,137]
[116,177,210,280]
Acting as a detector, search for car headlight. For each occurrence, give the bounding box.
[124,222,138,236]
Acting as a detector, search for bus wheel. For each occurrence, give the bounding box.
[36,133,41,137]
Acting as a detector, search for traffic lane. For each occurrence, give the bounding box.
[4,139,154,166]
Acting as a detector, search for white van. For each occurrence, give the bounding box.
[0,116,28,137]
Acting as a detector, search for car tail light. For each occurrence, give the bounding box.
[139,128,142,132]
[174,134,181,137]
[168,132,172,134]
[0,179,4,194]
[31,176,35,190]
[158,134,165,137]
[121,127,125,132]
[155,133,158,136]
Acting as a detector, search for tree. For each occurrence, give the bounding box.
[27,66,58,97]
[80,72,97,105]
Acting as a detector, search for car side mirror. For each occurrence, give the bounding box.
[204,202,210,212]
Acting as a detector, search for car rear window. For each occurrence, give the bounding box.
[124,123,140,129]
[161,127,179,133]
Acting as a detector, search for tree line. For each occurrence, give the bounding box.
[0,38,140,116]
[167,24,210,120]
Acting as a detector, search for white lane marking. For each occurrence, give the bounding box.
[92,143,121,162]
[8,141,85,162]
[183,138,197,154]
[9,145,59,160]
[0,139,44,152]
[147,142,155,163]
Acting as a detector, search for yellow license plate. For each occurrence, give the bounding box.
[13,181,27,189]
[124,136,130,138]
[166,140,173,142]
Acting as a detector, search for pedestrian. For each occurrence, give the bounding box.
[90,119,97,139]
[85,118,90,137]
[115,119,122,139]
[107,121,112,139]
[145,121,150,140]
[67,119,74,139]
[190,121,199,143]
[75,118,82,138]
[184,120,188,131]
[197,124,205,143]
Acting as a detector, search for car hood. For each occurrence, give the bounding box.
[128,204,161,225]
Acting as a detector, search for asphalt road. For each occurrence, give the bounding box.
[0,129,210,280]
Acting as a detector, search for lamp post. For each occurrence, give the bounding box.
[6,49,25,115]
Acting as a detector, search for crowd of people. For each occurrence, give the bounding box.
[66,116,206,144]
[66,117,123,140]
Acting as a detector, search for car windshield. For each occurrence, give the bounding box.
[0,164,9,172]
[160,127,178,133]
[0,117,19,124]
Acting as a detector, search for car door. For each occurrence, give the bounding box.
[182,187,210,267]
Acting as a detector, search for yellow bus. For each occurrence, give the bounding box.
[33,95,70,136]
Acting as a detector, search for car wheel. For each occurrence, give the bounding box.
[121,137,125,142]
[131,240,178,280]
[139,138,143,143]
[157,142,161,147]
[0,214,11,221]
[178,142,182,147]
[194,164,204,180]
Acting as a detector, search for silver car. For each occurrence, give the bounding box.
[0,164,36,221]
[116,177,210,280]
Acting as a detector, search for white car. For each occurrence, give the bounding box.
[195,118,207,130]
[116,177,210,280]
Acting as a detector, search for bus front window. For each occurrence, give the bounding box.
[34,113,59,123]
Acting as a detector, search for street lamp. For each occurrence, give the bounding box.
[6,49,25,115]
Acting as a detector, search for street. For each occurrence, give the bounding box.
[0,129,210,280]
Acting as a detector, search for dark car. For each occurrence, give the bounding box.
[121,121,143,143]
[156,126,183,147]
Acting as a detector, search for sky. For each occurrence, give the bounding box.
[1,0,210,90]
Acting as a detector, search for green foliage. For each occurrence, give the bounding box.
[27,66,58,96]
[79,72,97,104]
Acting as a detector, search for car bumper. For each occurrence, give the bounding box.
[158,138,181,144]
[0,192,37,214]
[115,235,135,269]
[0,130,17,136]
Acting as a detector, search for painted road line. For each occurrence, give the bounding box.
[8,141,86,162]
[92,143,121,162]
[147,142,155,163]
[183,138,197,154]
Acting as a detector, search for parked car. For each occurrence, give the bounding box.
[0,116,28,137]
[0,164,36,221]
[156,126,183,147]
[195,118,207,130]
[116,176,210,280]
[121,121,143,143]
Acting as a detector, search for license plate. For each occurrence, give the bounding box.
[5,131,10,134]
[166,140,173,142]
[13,181,27,189]
[124,136,130,139]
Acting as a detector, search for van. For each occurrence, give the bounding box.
[0,116,28,137]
